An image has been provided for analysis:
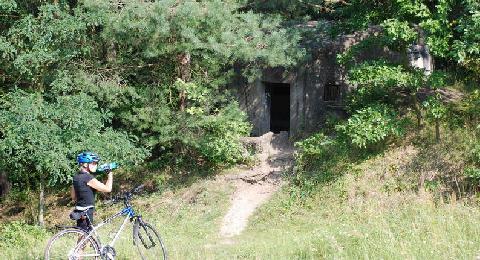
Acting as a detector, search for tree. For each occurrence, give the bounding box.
[0,89,148,226]
[453,0,480,77]
[89,0,303,158]
[0,3,103,91]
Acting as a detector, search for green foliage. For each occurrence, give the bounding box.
[333,0,454,57]
[0,0,17,13]
[243,0,340,20]
[348,61,421,90]
[448,90,480,127]
[292,132,345,200]
[345,60,423,112]
[453,1,480,75]
[0,0,302,189]
[100,0,303,82]
[196,103,251,165]
[335,105,406,149]
[381,19,417,43]
[0,89,148,187]
[336,36,388,67]
[422,95,447,122]
[473,143,480,164]
[1,3,103,86]
[464,167,480,181]
[333,0,398,33]
[0,221,47,249]
[120,78,251,165]
[295,132,334,158]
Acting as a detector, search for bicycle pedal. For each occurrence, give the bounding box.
[101,246,116,260]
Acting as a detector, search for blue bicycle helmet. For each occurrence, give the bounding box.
[76,152,101,164]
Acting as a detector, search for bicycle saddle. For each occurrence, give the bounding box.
[69,209,89,220]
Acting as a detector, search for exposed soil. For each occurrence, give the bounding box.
[219,132,294,239]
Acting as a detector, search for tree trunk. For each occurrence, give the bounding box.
[411,93,423,129]
[106,42,117,64]
[177,52,191,111]
[435,120,440,143]
[38,178,45,227]
[0,171,10,198]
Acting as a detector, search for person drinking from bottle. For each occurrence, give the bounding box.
[71,151,113,231]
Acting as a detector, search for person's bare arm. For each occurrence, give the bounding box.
[87,172,113,193]
[71,186,76,201]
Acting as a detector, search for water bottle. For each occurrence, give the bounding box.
[97,162,119,173]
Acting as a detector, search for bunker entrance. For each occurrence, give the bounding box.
[265,82,290,133]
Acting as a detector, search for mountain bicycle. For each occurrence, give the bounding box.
[44,185,167,259]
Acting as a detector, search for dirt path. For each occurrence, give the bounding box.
[219,132,294,239]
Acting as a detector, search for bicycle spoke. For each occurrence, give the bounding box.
[45,229,100,260]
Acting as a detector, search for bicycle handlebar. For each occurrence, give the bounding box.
[104,184,145,205]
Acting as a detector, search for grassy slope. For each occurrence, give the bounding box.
[229,143,480,259]
[2,130,480,259]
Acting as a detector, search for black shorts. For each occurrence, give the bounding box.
[76,208,94,232]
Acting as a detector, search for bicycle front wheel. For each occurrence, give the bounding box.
[133,222,167,260]
[44,228,100,260]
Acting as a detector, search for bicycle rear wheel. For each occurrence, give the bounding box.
[44,228,100,260]
[133,222,167,260]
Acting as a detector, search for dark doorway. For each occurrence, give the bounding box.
[265,82,290,133]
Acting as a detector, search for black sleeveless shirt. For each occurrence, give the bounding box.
[73,171,95,207]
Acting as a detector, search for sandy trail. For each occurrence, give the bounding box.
[219,132,294,239]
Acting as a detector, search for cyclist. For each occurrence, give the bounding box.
[71,151,113,231]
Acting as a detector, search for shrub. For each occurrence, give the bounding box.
[335,105,406,149]
[0,221,47,248]
[345,60,423,112]
[196,103,252,165]
[294,133,335,160]
[0,89,149,188]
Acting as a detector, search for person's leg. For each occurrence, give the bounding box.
[75,209,94,259]
[86,208,94,231]
[75,208,94,232]
[76,217,88,231]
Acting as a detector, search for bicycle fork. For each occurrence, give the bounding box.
[133,216,157,249]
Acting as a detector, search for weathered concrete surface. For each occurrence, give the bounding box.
[231,24,431,137]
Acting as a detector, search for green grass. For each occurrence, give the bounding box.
[222,186,480,259]
[4,189,480,259]
[3,129,480,259]
[0,178,234,259]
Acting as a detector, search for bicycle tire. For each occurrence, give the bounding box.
[44,228,101,260]
[133,221,168,260]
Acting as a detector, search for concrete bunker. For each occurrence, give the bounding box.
[231,25,433,138]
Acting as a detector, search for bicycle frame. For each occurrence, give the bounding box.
[72,204,137,258]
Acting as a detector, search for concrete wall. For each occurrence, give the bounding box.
[231,44,347,137]
[231,26,430,137]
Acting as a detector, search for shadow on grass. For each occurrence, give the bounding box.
[108,151,222,198]
[404,126,478,201]
[289,140,387,201]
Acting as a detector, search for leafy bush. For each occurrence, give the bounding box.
[464,167,480,181]
[0,221,47,248]
[294,133,336,163]
[345,60,424,112]
[335,105,406,149]
[196,103,252,165]
[0,89,148,188]
[120,78,252,166]
[451,90,480,128]
[422,95,447,122]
